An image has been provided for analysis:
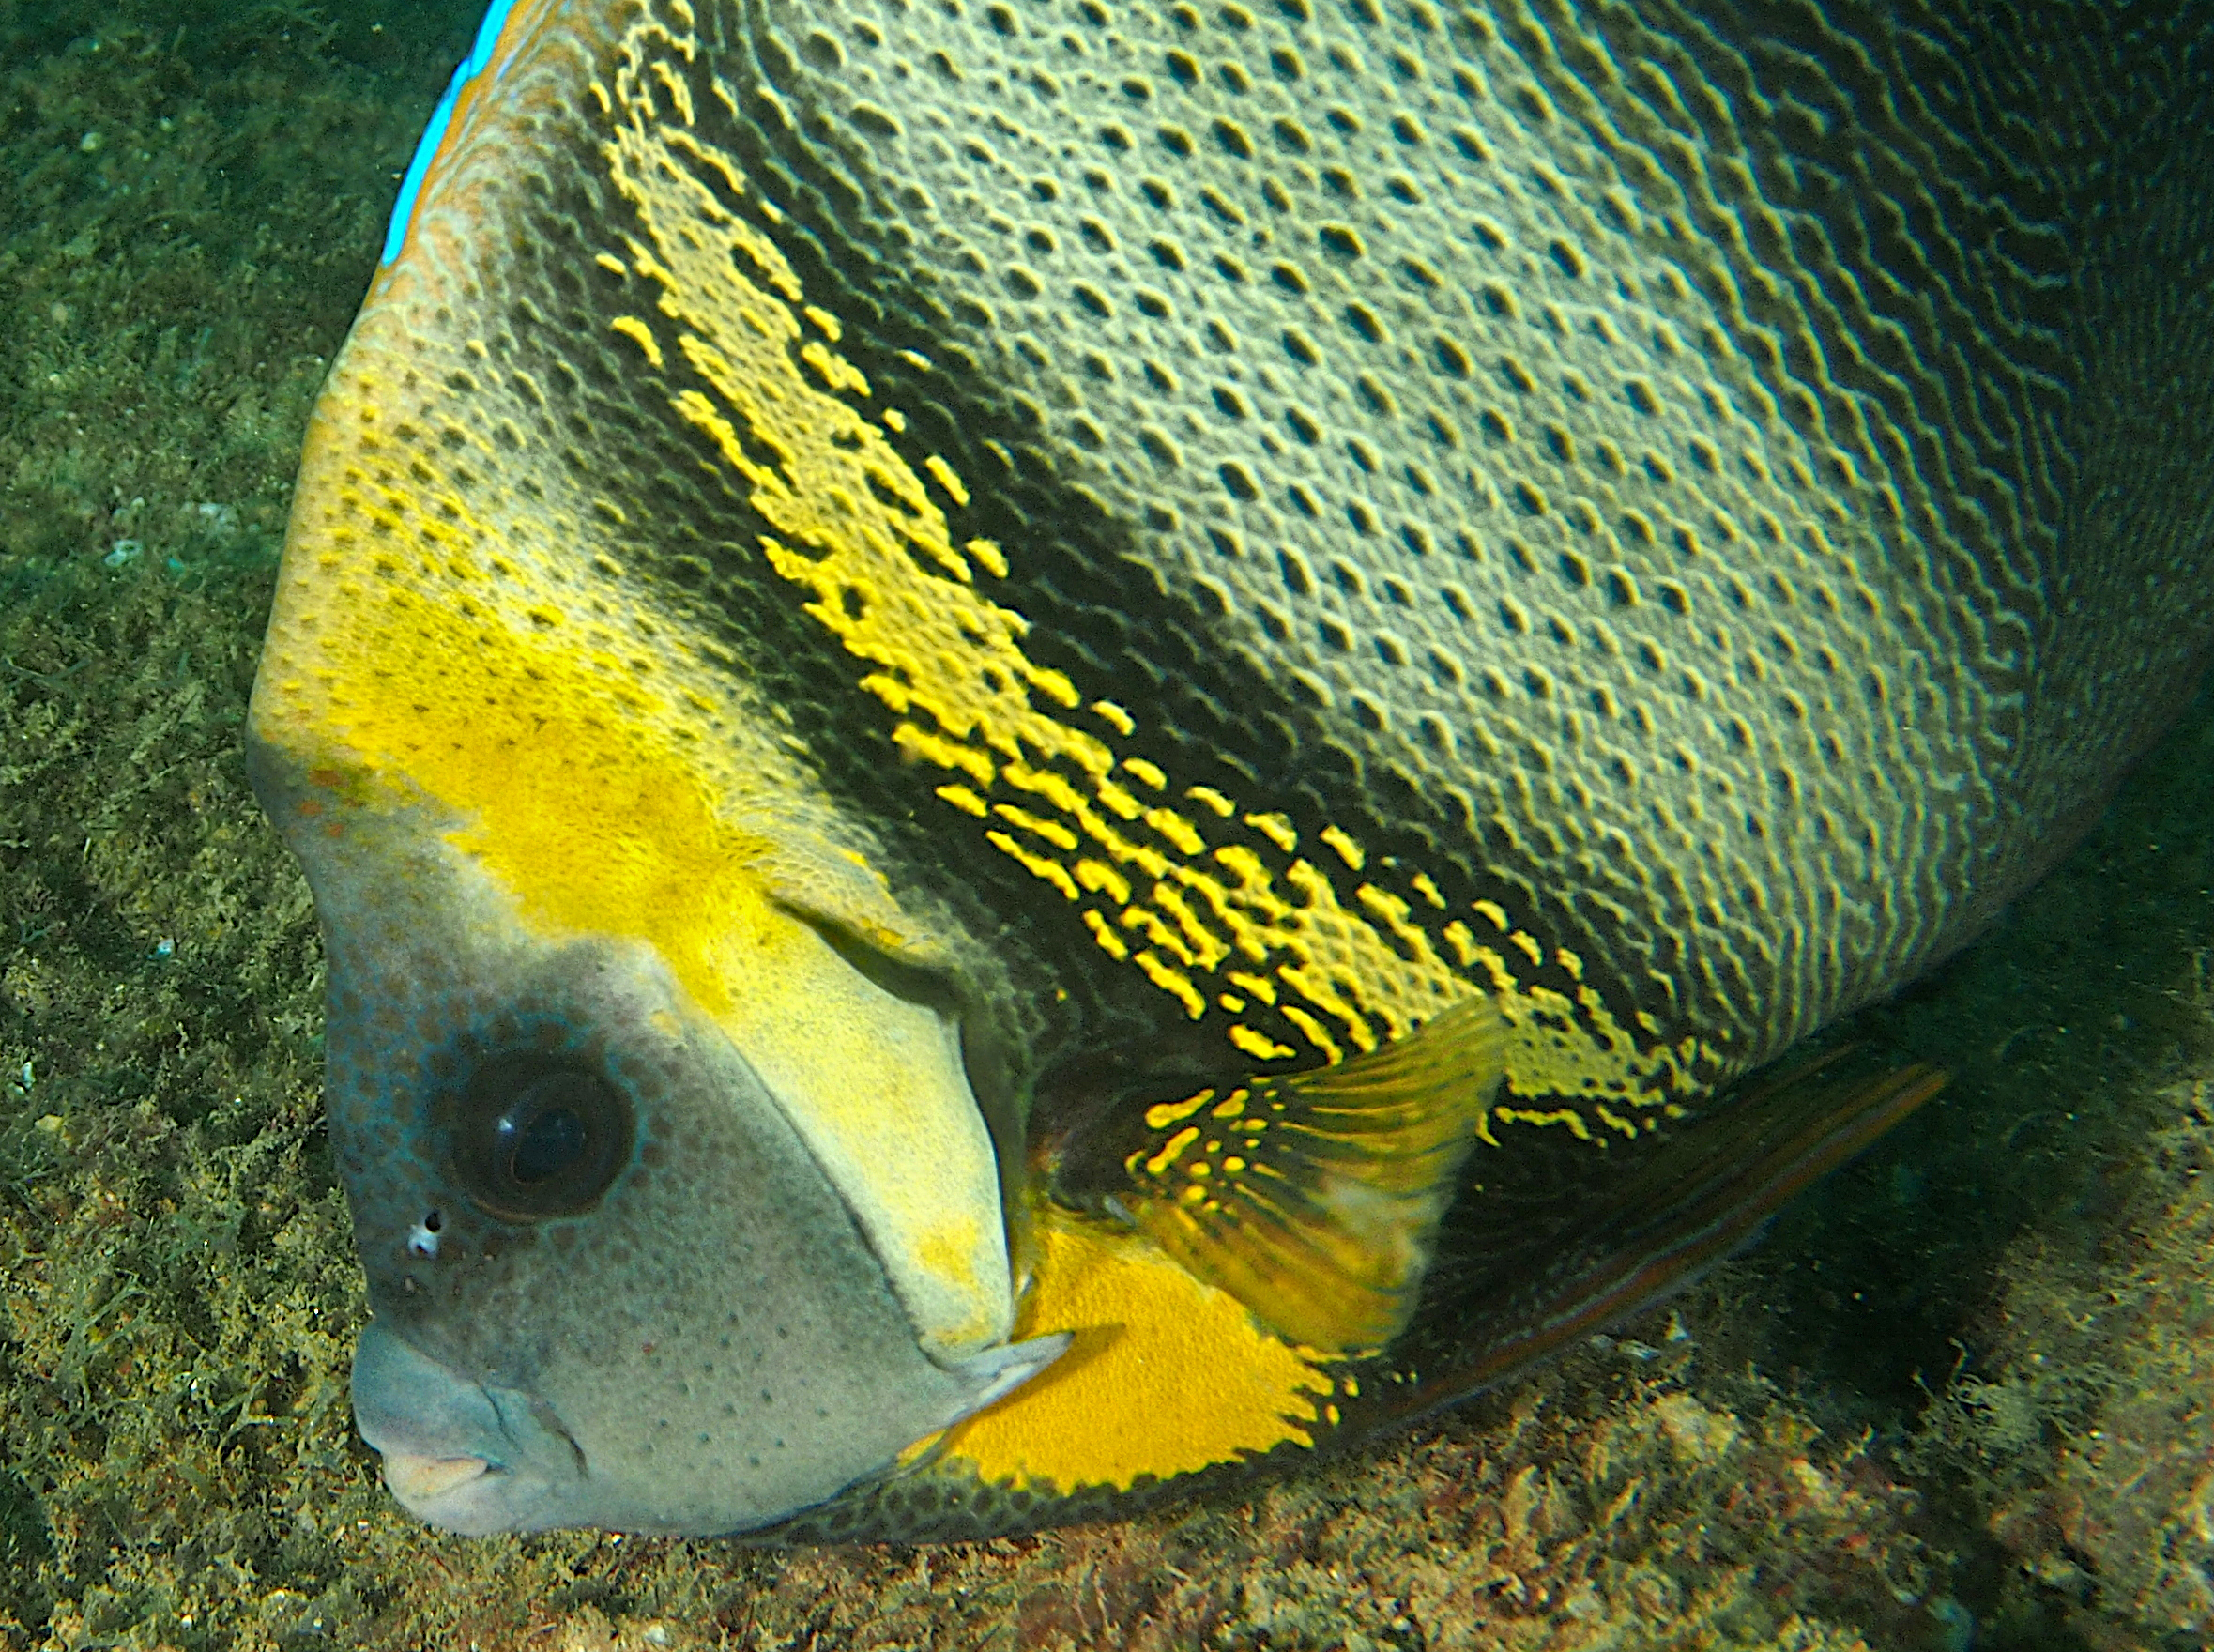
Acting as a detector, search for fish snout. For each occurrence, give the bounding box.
[351,1321,578,1535]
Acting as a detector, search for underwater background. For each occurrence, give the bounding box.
[0,0,2209,1646]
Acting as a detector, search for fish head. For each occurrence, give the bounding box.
[243,720,1063,1537]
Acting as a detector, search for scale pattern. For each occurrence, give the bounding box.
[695,0,2214,1084]
[292,0,2214,1123]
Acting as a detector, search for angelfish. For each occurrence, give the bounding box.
[246,0,2214,1538]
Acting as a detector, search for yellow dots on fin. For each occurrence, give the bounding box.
[1073,858,1131,904]
[799,339,869,397]
[1473,899,1511,931]
[1135,951,1207,1019]
[1470,944,1519,994]
[1115,996,1508,1354]
[924,452,970,507]
[1081,908,1131,960]
[1440,920,1477,968]
[1229,1023,1297,1062]
[1356,883,1442,966]
[1278,1001,1345,1064]
[594,252,627,277]
[992,802,1080,852]
[1143,805,1204,857]
[802,303,842,342]
[1493,1104,1594,1141]
[893,723,996,788]
[1143,1124,1202,1175]
[1095,778,1144,822]
[985,830,1080,901]
[1245,811,1298,852]
[1227,970,1276,1005]
[1026,662,1083,711]
[1319,824,1365,871]
[935,783,989,818]
[1090,698,1136,736]
[882,406,907,433]
[1152,885,1229,970]
[1122,757,1168,791]
[1185,785,1236,818]
[1143,1091,1214,1131]
[609,315,663,368]
[967,538,1008,578]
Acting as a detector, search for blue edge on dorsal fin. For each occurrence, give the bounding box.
[381,0,528,266]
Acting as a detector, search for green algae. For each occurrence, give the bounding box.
[1,4,2210,1649]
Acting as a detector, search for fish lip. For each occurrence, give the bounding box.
[381,1450,496,1504]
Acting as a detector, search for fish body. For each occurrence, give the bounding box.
[247,0,2213,1538]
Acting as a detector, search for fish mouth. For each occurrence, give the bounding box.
[351,1320,578,1535]
[380,1450,493,1503]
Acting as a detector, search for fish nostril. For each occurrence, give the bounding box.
[407,1209,443,1260]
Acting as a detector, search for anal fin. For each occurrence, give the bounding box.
[1110,997,1509,1356]
[1415,1045,1947,1403]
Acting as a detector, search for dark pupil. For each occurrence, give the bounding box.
[500,1090,589,1185]
[446,1054,633,1221]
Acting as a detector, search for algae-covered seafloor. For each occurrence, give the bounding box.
[1,3,2210,1648]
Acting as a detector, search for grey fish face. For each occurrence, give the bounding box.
[267,775,1059,1536]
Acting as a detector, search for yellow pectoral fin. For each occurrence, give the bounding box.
[1116,996,1508,1355]
[932,1209,1333,1494]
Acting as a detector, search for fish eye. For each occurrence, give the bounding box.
[447,1053,633,1221]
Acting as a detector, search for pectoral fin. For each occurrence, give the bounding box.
[1109,996,1508,1355]
[786,1042,1941,1540]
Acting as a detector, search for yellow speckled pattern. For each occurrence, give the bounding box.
[1116,994,1508,1354]
[708,0,2211,1087]
[581,0,1710,1128]
[603,39,1498,1073]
